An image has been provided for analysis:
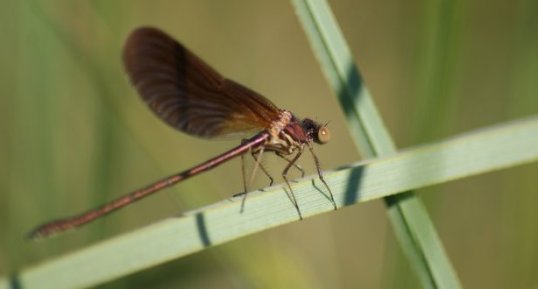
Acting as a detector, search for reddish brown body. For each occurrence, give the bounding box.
[29,27,334,240]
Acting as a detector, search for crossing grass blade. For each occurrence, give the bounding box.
[292,0,462,288]
[1,115,536,289]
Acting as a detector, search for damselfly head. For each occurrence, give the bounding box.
[302,118,331,145]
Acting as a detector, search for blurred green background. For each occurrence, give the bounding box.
[1,0,537,288]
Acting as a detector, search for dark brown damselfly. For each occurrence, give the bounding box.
[29,27,336,240]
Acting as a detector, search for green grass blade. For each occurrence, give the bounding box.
[292,0,462,288]
[1,116,537,289]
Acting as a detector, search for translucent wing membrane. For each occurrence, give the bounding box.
[123,27,281,138]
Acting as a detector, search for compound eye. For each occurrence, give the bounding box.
[316,126,331,144]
